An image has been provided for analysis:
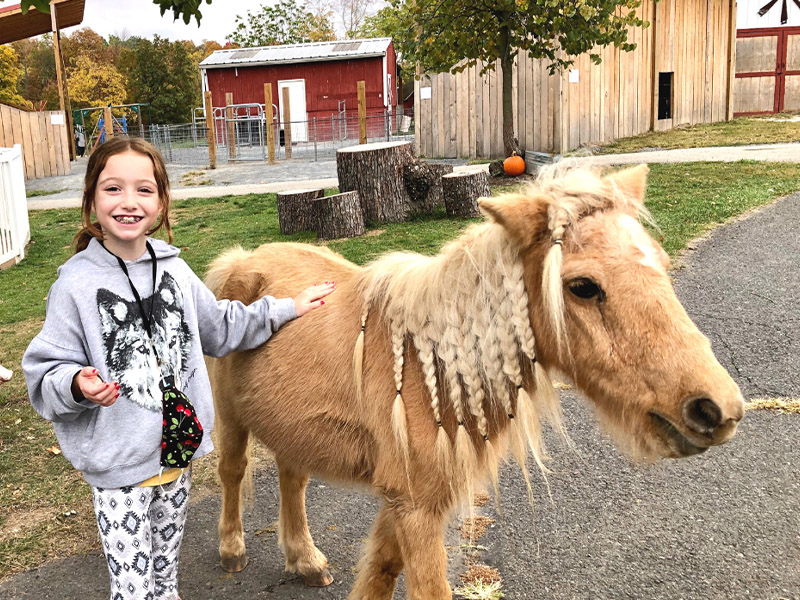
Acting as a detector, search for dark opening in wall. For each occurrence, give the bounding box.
[658,72,673,120]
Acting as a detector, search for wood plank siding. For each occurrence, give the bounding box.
[0,104,71,180]
[415,0,736,157]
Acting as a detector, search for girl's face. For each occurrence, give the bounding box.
[93,150,162,260]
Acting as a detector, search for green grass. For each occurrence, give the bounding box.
[645,162,800,256]
[25,189,66,198]
[1,161,799,580]
[589,115,800,154]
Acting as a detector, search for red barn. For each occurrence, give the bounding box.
[199,38,398,142]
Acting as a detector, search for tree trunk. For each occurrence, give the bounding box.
[276,188,325,234]
[403,160,454,214]
[312,191,365,240]
[499,25,520,158]
[442,171,490,218]
[336,141,415,224]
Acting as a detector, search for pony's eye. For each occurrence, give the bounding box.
[568,278,603,300]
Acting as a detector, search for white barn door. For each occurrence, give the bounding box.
[278,79,308,143]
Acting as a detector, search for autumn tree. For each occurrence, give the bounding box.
[227,0,336,47]
[329,0,385,39]
[67,54,126,108]
[393,0,647,156]
[124,36,200,123]
[61,28,111,68]
[0,46,28,109]
[11,36,57,109]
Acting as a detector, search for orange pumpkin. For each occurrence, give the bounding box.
[503,152,525,176]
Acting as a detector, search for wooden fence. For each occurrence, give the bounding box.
[415,0,736,158]
[0,103,71,180]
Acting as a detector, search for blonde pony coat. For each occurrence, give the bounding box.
[206,164,743,600]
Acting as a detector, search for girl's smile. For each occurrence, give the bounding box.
[93,150,161,260]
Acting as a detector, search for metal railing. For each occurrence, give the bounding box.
[0,144,30,267]
[142,106,415,166]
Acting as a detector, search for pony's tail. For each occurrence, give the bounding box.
[353,311,368,404]
[205,245,254,298]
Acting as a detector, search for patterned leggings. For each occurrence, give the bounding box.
[91,469,191,600]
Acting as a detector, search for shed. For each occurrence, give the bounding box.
[416,0,740,158]
[199,38,398,142]
[734,0,800,114]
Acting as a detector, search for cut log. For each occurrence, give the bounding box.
[336,141,414,224]
[442,171,490,218]
[312,191,365,240]
[277,188,324,234]
[403,160,454,214]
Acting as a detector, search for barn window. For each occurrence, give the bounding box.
[658,72,673,120]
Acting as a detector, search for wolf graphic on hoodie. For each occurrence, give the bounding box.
[97,272,192,412]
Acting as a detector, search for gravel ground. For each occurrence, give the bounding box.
[4,158,799,600]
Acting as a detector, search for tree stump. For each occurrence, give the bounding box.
[442,171,489,218]
[312,191,365,240]
[277,188,324,234]
[336,141,414,224]
[403,160,454,214]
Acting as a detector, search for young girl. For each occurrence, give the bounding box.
[22,137,334,600]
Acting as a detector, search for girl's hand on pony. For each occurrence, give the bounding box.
[293,282,336,317]
[71,366,120,406]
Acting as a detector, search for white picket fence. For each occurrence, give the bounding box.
[0,145,29,267]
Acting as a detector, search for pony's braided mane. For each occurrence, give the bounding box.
[354,166,634,500]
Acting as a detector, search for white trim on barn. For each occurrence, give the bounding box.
[737,0,800,29]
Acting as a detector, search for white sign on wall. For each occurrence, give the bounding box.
[50,114,64,125]
[420,86,432,100]
[569,69,580,83]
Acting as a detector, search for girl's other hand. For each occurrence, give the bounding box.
[293,281,336,317]
[72,366,120,407]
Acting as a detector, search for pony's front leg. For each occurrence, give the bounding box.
[348,504,404,600]
[393,502,451,600]
[277,461,333,586]
[217,416,250,573]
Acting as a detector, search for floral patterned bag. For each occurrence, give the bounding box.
[160,382,203,468]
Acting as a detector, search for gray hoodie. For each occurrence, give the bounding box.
[23,237,296,488]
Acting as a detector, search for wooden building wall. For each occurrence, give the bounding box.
[415,0,736,158]
[0,103,71,180]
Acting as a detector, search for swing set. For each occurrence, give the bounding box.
[72,104,152,155]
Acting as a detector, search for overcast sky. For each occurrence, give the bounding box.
[62,0,280,44]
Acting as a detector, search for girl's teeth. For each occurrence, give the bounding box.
[116,216,140,224]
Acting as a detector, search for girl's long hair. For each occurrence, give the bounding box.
[73,137,173,253]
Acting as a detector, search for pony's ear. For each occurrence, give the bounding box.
[604,164,649,207]
[479,194,546,248]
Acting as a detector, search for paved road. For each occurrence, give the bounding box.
[4,158,799,599]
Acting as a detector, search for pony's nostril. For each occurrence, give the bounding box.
[682,397,722,435]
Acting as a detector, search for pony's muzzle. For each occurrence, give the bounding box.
[681,395,743,445]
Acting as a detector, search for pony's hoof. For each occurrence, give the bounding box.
[302,568,334,587]
[220,554,249,573]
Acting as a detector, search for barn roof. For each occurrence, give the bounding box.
[200,37,393,70]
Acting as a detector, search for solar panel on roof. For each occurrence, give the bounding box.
[332,42,362,52]
[230,50,260,60]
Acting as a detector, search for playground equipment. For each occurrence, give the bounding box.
[72,104,151,154]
